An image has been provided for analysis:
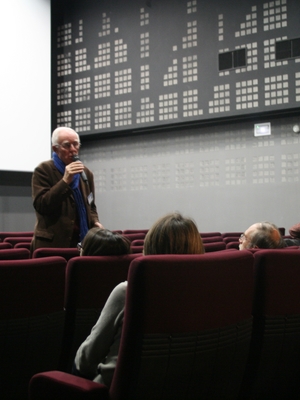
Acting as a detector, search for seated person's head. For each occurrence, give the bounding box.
[80,228,131,256]
[143,212,204,255]
[239,222,285,250]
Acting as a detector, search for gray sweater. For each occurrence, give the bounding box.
[74,281,126,387]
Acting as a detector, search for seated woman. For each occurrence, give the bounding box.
[78,227,131,256]
[73,212,204,387]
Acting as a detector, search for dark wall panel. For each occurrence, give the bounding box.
[51,0,300,137]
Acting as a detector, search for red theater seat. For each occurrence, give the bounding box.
[59,253,141,371]
[201,236,224,243]
[122,229,149,234]
[0,256,67,399]
[240,249,300,399]
[14,242,31,250]
[3,236,32,247]
[0,242,13,250]
[203,241,226,252]
[199,231,222,237]
[0,248,30,260]
[29,251,254,400]
[122,233,146,242]
[0,231,33,242]
[226,241,240,250]
[32,247,79,261]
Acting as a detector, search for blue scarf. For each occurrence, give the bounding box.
[53,152,89,242]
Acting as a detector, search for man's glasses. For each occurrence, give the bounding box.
[57,141,81,150]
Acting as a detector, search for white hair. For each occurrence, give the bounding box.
[51,127,79,146]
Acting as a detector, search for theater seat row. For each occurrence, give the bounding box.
[0,228,285,259]
[1,248,300,399]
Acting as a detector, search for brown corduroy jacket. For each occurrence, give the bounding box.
[31,159,100,251]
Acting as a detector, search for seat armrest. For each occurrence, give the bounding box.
[29,371,109,400]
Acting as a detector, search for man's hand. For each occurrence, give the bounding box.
[63,161,84,184]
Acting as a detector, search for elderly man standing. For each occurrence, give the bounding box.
[239,221,285,250]
[31,126,103,251]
